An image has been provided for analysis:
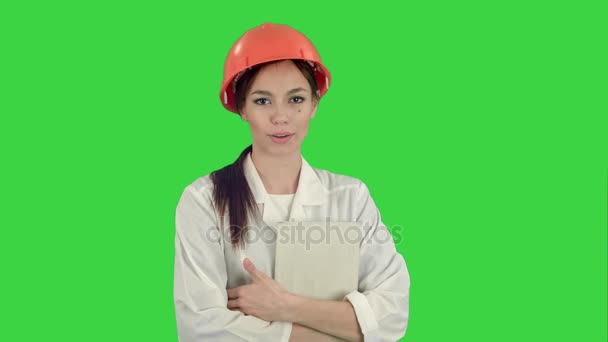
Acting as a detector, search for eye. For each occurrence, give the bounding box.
[290,96,305,103]
[254,98,270,105]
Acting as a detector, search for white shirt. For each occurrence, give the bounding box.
[174,152,410,342]
[265,193,295,224]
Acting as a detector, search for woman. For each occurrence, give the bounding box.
[174,23,410,342]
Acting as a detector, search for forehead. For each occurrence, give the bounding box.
[249,60,310,92]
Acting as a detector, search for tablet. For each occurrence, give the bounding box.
[274,220,361,301]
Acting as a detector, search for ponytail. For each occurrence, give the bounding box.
[210,145,259,251]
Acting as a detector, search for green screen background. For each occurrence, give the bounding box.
[1,1,606,341]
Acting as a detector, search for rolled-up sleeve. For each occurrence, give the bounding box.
[343,181,410,342]
[174,185,293,342]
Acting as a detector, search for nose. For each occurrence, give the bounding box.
[270,107,289,125]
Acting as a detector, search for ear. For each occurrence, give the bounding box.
[310,100,318,119]
[240,112,248,122]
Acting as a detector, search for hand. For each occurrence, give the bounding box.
[227,258,292,322]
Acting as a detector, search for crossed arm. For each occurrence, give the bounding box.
[175,184,409,342]
[227,258,364,342]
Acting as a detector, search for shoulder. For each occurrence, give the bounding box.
[311,166,372,198]
[311,165,380,226]
[176,173,216,207]
[186,173,215,195]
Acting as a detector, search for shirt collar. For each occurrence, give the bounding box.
[243,150,328,208]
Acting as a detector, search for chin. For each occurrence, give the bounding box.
[271,144,298,155]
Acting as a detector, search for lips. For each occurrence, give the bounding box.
[271,132,293,138]
[270,132,294,144]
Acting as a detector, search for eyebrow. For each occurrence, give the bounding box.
[250,87,307,97]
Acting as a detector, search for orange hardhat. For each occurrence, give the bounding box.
[220,22,332,114]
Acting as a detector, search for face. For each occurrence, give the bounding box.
[240,60,318,157]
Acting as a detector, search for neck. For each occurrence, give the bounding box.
[250,146,301,195]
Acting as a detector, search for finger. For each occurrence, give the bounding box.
[243,257,255,273]
[226,287,239,299]
[243,258,262,280]
[227,299,240,309]
[245,258,271,282]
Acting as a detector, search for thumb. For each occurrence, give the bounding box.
[243,258,258,278]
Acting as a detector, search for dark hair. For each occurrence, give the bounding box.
[211,59,320,251]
